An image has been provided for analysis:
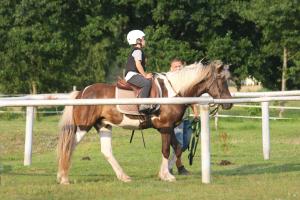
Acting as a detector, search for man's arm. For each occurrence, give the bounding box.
[191,104,199,119]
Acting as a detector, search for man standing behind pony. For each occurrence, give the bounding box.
[125,30,153,114]
[168,58,199,175]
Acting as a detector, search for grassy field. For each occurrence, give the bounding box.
[0,106,300,200]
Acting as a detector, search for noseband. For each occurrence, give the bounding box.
[206,70,226,116]
[206,72,224,99]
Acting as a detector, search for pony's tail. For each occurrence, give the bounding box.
[57,91,79,184]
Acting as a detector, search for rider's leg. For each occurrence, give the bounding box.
[127,74,151,112]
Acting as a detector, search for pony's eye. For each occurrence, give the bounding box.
[217,74,223,79]
[224,65,229,70]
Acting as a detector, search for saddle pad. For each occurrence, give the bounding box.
[116,87,140,115]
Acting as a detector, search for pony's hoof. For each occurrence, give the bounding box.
[60,177,70,185]
[60,181,70,185]
[159,172,176,182]
[118,174,132,182]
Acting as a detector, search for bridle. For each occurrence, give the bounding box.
[206,67,226,117]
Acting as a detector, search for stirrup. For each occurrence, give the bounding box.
[139,108,150,114]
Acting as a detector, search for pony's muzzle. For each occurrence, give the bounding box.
[222,103,233,110]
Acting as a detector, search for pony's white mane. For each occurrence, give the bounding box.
[165,61,211,95]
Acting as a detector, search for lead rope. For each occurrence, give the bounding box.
[188,104,220,165]
[209,104,220,117]
[188,119,201,165]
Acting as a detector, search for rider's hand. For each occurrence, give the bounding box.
[145,73,153,79]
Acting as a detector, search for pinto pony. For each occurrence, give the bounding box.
[57,60,232,184]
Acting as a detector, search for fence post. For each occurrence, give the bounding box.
[24,106,34,166]
[200,104,211,183]
[261,101,270,160]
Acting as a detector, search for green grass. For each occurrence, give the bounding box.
[1,112,300,200]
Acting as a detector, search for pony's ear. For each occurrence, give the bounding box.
[224,64,230,70]
[221,64,231,79]
[213,60,224,72]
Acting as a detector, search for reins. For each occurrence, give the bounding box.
[129,114,148,148]
[129,129,146,148]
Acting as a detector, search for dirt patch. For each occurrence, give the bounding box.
[81,156,91,161]
[283,138,300,145]
[219,160,233,166]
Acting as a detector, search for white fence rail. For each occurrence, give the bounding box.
[2,90,300,102]
[233,104,300,110]
[1,90,300,184]
[1,96,300,107]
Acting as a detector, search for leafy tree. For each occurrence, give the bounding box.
[75,0,128,85]
[0,0,78,93]
[238,0,300,90]
[189,1,263,89]
[1,0,299,94]
[0,0,126,93]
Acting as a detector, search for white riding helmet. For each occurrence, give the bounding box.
[127,30,145,45]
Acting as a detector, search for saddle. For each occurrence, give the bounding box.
[115,76,162,115]
[116,77,160,98]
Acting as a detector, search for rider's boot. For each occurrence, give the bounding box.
[139,104,151,114]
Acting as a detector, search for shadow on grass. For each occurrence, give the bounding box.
[2,170,152,184]
[2,171,119,184]
[0,165,12,173]
[214,163,300,176]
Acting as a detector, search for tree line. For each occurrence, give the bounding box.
[0,0,299,94]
